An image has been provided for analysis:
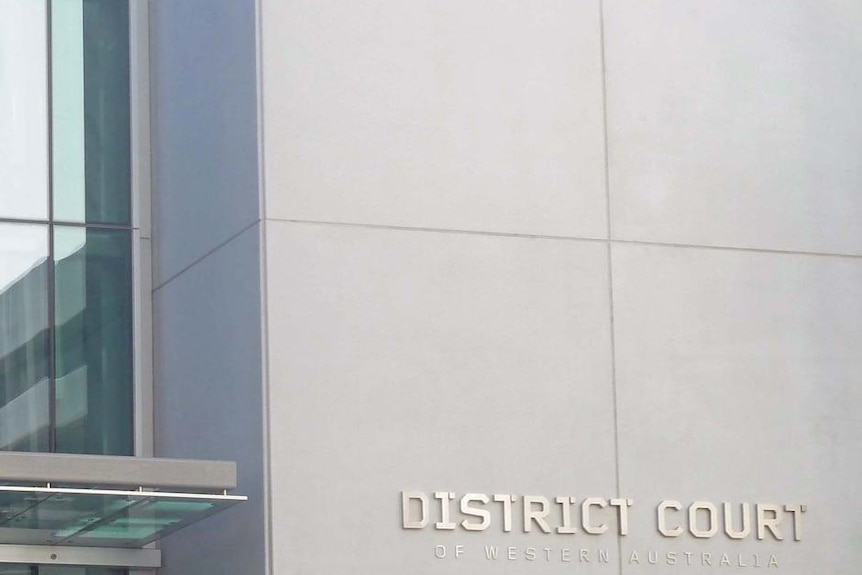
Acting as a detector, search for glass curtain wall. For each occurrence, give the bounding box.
[0,0,133,456]
[0,567,123,575]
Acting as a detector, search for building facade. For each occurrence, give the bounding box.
[3,1,862,574]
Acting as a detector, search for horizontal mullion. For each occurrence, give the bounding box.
[0,217,133,231]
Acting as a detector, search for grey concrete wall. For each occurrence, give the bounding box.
[259,1,862,575]
[260,0,607,238]
[150,1,264,574]
[265,223,616,574]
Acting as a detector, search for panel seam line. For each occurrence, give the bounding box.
[597,1,624,572]
[265,218,862,260]
[153,219,260,292]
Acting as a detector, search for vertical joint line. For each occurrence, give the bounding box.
[599,0,612,240]
[598,2,622,573]
[607,242,622,573]
[46,0,57,454]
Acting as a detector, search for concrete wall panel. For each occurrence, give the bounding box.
[612,243,862,573]
[605,0,862,254]
[265,222,617,573]
[261,0,607,238]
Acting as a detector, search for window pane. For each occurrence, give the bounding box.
[51,0,86,223]
[54,227,132,455]
[41,568,125,575]
[0,224,50,452]
[53,0,131,225]
[0,568,125,575]
[0,0,49,220]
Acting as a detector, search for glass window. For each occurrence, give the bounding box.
[0,0,134,458]
[40,568,124,575]
[0,568,125,575]
[53,0,131,225]
[54,227,132,455]
[52,0,86,223]
[0,0,49,220]
[0,224,50,452]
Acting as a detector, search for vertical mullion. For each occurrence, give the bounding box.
[46,0,57,453]
[48,226,56,453]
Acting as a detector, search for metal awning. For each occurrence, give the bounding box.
[0,452,248,568]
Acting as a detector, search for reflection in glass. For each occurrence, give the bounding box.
[54,227,132,455]
[0,224,50,452]
[0,489,53,536]
[40,568,124,575]
[52,0,130,225]
[71,498,218,547]
[0,486,243,549]
[0,490,135,545]
[52,0,86,223]
[0,0,49,220]
[0,567,123,575]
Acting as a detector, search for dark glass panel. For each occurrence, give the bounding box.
[68,497,236,548]
[0,567,125,575]
[53,0,131,225]
[84,0,131,225]
[40,568,125,575]
[54,227,132,455]
[0,224,50,452]
[0,490,137,545]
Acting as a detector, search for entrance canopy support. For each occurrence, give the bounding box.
[0,451,237,491]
